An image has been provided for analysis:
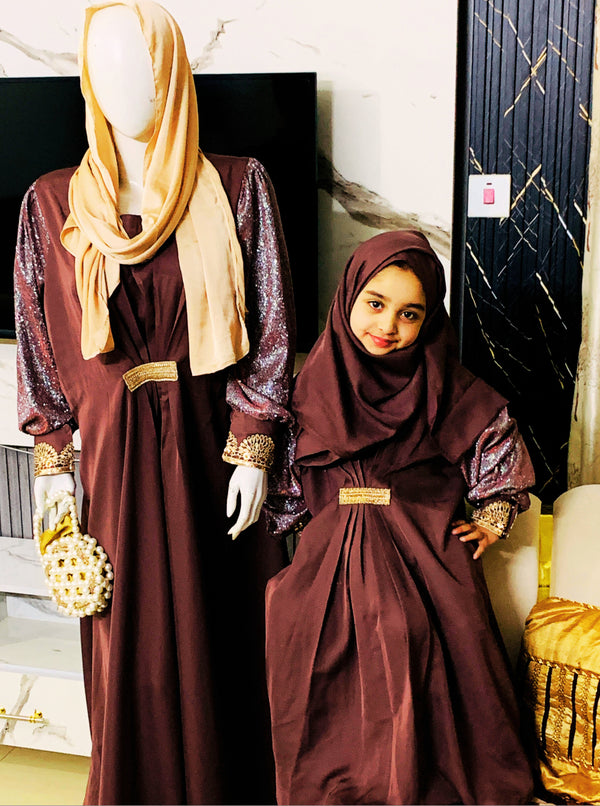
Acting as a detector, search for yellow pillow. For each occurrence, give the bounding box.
[521,597,600,803]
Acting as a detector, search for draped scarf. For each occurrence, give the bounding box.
[60,0,248,375]
[292,230,507,467]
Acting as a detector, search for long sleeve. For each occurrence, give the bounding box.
[262,426,311,538]
[15,183,76,471]
[460,407,535,536]
[223,158,296,472]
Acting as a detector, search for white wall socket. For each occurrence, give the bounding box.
[467,174,511,218]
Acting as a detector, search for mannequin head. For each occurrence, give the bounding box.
[86,5,156,142]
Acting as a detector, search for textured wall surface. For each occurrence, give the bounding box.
[463,0,594,503]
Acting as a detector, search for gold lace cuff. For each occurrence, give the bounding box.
[34,442,75,477]
[222,432,275,472]
[471,499,513,537]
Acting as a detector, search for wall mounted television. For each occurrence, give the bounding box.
[0,72,317,351]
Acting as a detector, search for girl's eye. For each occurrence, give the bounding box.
[368,300,383,310]
[402,311,416,321]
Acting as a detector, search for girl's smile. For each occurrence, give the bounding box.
[349,263,427,355]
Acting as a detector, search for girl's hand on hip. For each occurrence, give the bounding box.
[451,519,499,560]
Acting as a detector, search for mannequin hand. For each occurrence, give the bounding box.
[226,465,268,541]
[33,473,76,514]
[451,519,499,560]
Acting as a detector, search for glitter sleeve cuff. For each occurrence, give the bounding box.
[222,431,275,472]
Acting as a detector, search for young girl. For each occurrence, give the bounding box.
[265,230,535,805]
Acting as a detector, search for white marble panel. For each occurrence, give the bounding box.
[0,669,91,756]
[5,594,70,624]
[0,535,48,597]
[0,614,82,678]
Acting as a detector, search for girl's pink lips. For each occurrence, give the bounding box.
[368,333,395,349]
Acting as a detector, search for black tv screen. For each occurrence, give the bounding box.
[0,72,317,351]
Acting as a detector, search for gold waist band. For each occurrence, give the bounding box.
[123,361,178,392]
[338,487,391,506]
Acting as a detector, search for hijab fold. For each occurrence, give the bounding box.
[292,230,507,467]
[61,0,248,375]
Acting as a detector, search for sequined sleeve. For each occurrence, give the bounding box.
[461,407,535,535]
[226,158,295,429]
[224,159,295,479]
[15,183,76,449]
[262,427,311,538]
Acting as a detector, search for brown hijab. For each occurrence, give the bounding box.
[292,230,506,467]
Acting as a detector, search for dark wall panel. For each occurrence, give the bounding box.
[463,0,594,502]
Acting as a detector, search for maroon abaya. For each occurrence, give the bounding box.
[265,231,535,805]
[16,155,294,805]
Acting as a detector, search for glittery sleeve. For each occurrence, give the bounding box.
[15,183,77,447]
[461,407,535,529]
[261,424,311,538]
[225,158,295,440]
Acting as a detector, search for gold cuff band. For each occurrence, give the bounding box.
[471,499,513,537]
[222,432,275,472]
[34,442,75,477]
[339,487,391,506]
[123,361,178,392]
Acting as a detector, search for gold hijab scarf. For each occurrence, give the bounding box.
[60,0,249,375]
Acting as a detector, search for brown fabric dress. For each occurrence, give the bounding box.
[265,231,535,805]
[16,156,294,805]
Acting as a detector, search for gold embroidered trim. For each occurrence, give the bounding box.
[34,442,75,477]
[123,361,178,392]
[522,651,600,681]
[521,652,600,770]
[471,499,512,536]
[338,487,391,506]
[222,432,275,472]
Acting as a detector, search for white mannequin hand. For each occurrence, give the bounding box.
[226,465,267,540]
[34,473,76,514]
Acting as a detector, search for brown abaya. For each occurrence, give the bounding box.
[265,231,535,805]
[16,155,294,805]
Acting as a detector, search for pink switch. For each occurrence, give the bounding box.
[483,185,495,205]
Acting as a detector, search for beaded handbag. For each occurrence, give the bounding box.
[33,490,113,617]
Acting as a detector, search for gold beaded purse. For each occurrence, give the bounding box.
[33,491,113,618]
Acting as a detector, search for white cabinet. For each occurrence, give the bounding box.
[0,536,91,756]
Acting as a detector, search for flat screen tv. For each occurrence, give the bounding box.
[0,72,317,351]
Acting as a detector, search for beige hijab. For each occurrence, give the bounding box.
[60,0,249,375]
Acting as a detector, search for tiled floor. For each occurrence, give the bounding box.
[0,746,89,805]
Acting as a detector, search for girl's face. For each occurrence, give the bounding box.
[349,264,427,355]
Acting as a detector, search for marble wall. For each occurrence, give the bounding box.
[0,0,459,440]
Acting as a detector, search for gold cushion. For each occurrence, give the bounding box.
[521,597,600,803]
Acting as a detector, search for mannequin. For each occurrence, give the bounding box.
[16,2,294,803]
[34,4,267,541]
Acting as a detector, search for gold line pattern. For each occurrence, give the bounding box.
[504,47,548,117]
